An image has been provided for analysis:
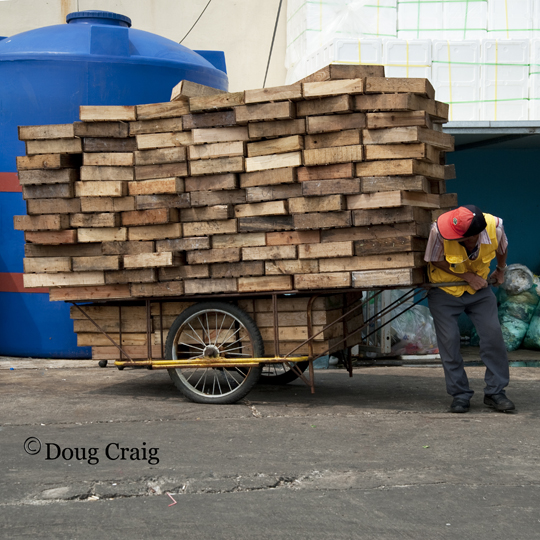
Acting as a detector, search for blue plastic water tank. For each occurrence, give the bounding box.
[0,11,228,358]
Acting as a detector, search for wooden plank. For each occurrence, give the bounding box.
[77,333,148,347]
[80,105,136,122]
[70,213,120,228]
[83,152,133,167]
[354,93,448,120]
[293,211,351,230]
[25,243,102,258]
[303,78,364,98]
[189,92,245,112]
[240,167,296,188]
[180,205,234,222]
[238,275,292,293]
[244,83,303,103]
[136,132,193,150]
[259,325,342,342]
[187,247,241,265]
[75,181,127,198]
[189,156,244,176]
[303,145,363,166]
[91,345,161,359]
[136,101,190,120]
[355,159,446,180]
[247,135,303,158]
[128,177,183,196]
[135,162,188,180]
[184,278,238,294]
[191,126,249,145]
[135,193,191,210]
[134,147,187,166]
[235,101,295,124]
[18,169,78,186]
[245,183,302,202]
[155,237,210,252]
[129,117,184,136]
[238,295,346,312]
[24,271,105,288]
[364,143,439,163]
[102,241,155,255]
[347,191,439,210]
[14,214,69,231]
[48,284,131,302]
[294,272,351,290]
[245,152,302,173]
[252,309,341,327]
[248,118,305,139]
[83,137,137,153]
[321,222,430,243]
[366,111,432,130]
[266,230,320,245]
[304,129,360,150]
[297,163,354,182]
[26,198,80,215]
[242,245,297,261]
[74,122,129,138]
[26,139,82,155]
[440,193,458,208]
[234,200,288,218]
[127,223,182,241]
[319,252,422,272]
[190,190,245,207]
[183,219,237,237]
[188,141,244,161]
[264,259,319,275]
[79,197,135,212]
[23,256,71,273]
[159,265,209,281]
[306,113,365,134]
[352,268,425,288]
[298,241,353,259]
[365,78,435,99]
[351,206,431,227]
[105,268,156,284]
[73,319,147,333]
[80,166,133,181]
[69,304,147,320]
[238,216,294,233]
[302,178,361,196]
[184,173,237,192]
[362,175,429,193]
[299,64,384,83]
[289,194,343,214]
[211,232,266,249]
[210,261,264,278]
[362,126,454,150]
[78,227,127,243]
[131,281,185,297]
[354,236,427,255]
[296,95,353,117]
[72,255,121,272]
[124,252,175,269]
[25,230,77,245]
[19,124,74,140]
[121,208,178,227]
[182,110,236,130]
[17,154,81,171]
[171,79,226,101]
[22,183,73,200]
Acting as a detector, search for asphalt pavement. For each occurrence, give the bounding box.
[1,351,540,539]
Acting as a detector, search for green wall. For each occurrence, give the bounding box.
[446,148,540,274]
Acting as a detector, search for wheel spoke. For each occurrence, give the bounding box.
[186,323,207,348]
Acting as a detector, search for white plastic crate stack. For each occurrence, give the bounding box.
[488,0,534,39]
[443,0,488,40]
[397,0,444,39]
[383,39,432,79]
[529,40,540,119]
[432,40,482,121]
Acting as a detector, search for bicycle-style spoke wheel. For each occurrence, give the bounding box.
[259,361,309,385]
[165,302,263,404]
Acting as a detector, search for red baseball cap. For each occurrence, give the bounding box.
[437,205,487,240]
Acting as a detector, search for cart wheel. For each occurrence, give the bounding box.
[165,302,263,404]
[259,361,309,385]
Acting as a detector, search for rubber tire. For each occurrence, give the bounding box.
[165,302,263,404]
[259,361,309,385]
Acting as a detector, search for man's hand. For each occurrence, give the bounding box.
[463,272,488,290]
[490,268,506,286]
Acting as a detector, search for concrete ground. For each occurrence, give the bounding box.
[1,349,540,539]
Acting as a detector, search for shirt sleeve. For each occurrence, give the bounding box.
[424,222,445,262]
[495,217,508,254]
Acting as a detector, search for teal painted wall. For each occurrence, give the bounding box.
[446,149,540,274]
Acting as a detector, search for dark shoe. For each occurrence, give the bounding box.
[450,398,470,413]
[484,394,515,412]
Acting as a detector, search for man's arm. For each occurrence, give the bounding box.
[430,260,488,290]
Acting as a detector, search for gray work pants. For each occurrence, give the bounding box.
[427,287,509,400]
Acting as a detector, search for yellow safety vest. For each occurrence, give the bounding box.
[428,213,498,297]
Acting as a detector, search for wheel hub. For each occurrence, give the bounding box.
[203,344,220,358]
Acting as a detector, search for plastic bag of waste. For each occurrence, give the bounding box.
[499,264,534,295]
[523,277,540,350]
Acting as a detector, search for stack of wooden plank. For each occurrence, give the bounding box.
[17,64,457,306]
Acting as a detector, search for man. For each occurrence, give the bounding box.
[425,205,515,413]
